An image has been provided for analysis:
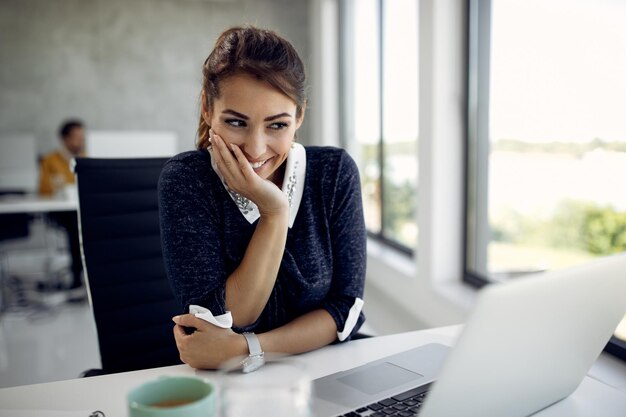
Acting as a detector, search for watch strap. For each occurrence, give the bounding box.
[241,332,264,373]
[242,332,263,356]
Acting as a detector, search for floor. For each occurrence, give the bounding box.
[0,220,425,388]
[0,219,101,388]
[0,301,101,388]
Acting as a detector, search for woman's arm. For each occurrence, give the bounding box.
[210,131,290,328]
[173,309,337,370]
[320,150,367,340]
[225,210,288,327]
[257,309,337,353]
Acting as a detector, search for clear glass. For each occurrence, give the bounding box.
[481,0,626,278]
[218,355,311,417]
[382,0,419,248]
[345,0,419,249]
[351,0,382,234]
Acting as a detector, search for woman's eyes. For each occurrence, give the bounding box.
[268,122,289,130]
[224,119,289,130]
[225,119,246,128]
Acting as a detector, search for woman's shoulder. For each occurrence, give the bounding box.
[166,149,210,167]
[305,146,355,166]
[303,146,361,203]
[304,145,348,158]
[304,146,358,175]
[161,149,212,180]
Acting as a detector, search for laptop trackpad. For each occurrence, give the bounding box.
[337,362,424,395]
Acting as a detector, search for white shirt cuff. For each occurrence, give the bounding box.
[189,304,233,329]
[337,297,364,342]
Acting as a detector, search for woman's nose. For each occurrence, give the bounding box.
[243,131,267,160]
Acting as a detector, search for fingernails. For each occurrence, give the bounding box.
[230,144,236,152]
[172,316,180,323]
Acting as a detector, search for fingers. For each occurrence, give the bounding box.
[172,313,206,330]
[173,324,186,341]
[229,141,256,181]
[172,324,188,363]
[210,131,237,172]
[210,130,260,195]
[210,131,243,189]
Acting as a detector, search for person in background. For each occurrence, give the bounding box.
[39,119,86,300]
[159,26,366,370]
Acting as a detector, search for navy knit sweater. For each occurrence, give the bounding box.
[158,146,366,340]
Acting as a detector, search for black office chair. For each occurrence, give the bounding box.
[74,158,181,374]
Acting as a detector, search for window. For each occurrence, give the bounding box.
[466,0,626,357]
[340,0,419,253]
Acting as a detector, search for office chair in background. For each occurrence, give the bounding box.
[73,157,181,374]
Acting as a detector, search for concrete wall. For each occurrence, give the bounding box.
[0,0,311,157]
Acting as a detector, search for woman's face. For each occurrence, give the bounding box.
[204,73,304,185]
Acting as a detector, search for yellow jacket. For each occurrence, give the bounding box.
[39,150,77,196]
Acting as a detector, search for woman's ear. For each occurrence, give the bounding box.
[201,90,212,125]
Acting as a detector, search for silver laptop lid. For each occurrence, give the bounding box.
[420,253,626,417]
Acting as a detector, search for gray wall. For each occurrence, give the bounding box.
[0,0,311,156]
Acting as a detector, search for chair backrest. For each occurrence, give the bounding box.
[74,157,180,374]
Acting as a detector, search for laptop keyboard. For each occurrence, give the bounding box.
[338,383,432,417]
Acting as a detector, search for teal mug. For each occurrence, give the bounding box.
[127,376,216,417]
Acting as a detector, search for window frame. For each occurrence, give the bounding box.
[463,0,626,360]
[463,0,491,288]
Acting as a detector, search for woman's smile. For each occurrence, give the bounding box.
[248,156,273,171]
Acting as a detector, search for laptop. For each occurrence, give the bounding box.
[312,253,626,417]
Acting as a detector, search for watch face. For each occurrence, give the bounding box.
[242,356,264,373]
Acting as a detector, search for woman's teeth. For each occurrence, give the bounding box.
[249,159,268,169]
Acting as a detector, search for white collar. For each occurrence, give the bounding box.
[209,142,306,228]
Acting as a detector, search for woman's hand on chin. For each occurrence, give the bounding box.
[210,130,288,217]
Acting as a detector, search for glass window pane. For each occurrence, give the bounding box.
[351,0,381,234]
[485,0,626,277]
[382,0,418,248]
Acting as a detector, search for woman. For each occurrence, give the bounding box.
[159,26,366,370]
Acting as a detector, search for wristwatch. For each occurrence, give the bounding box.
[241,332,265,373]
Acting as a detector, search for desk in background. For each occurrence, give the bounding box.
[0,194,77,214]
[0,194,78,311]
[0,326,624,416]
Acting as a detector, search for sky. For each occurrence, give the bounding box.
[350,0,626,145]
[352,0,418,145]
[490,0,626,143]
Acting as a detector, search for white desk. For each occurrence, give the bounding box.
[0,326,624,416]
[0,195,77,215]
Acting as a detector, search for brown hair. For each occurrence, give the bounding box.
[197,26,307,150]
[59,119,84,139]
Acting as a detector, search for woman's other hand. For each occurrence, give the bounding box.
[210,130,288,217]
[172,314,247,370]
